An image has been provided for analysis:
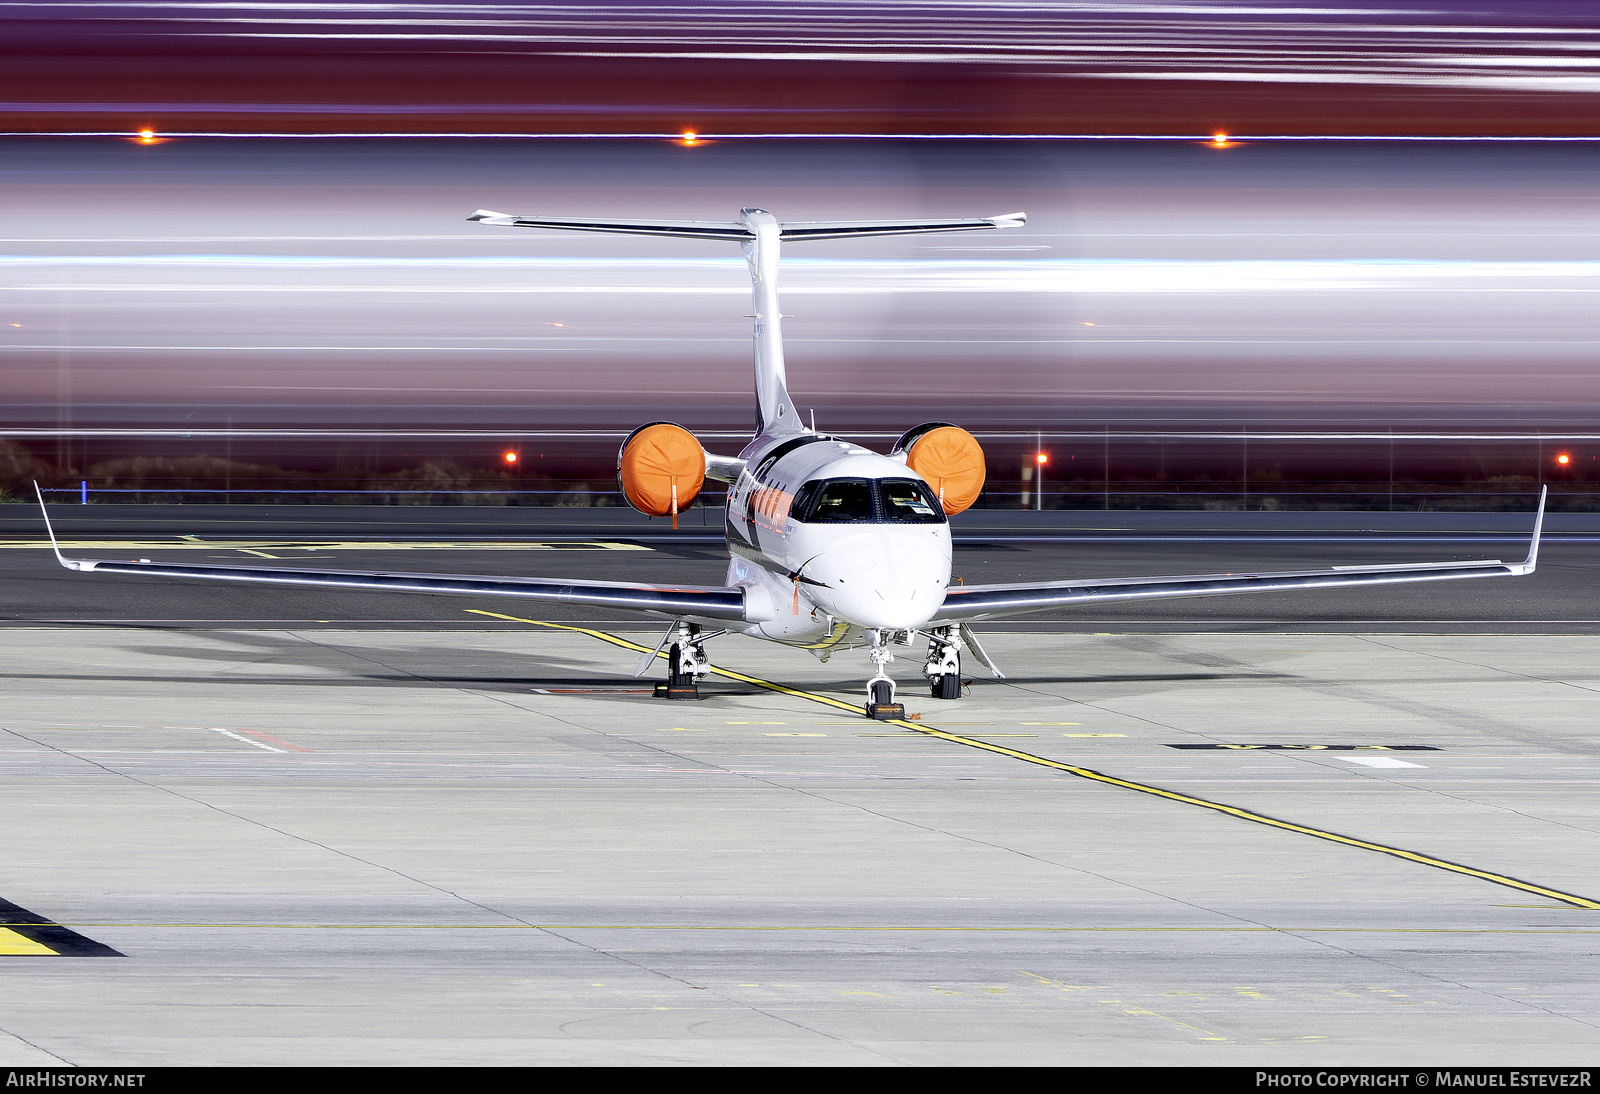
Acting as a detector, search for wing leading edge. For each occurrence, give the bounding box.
[933,488,1546,624]
[33,486,747,622]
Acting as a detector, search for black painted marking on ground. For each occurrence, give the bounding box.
[0,898,124,957]
[1166,744,1442,751]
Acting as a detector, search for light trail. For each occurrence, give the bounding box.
[6,132,1600,141]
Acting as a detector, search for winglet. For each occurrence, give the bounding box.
[1520,485,1547,572]
[467,209,514,224]
[34,481,96,572]
[987,211,1027,230]
[34,481,83,570]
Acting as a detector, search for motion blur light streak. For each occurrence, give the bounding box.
[12,132,1600,142]
[4,137,1600,436]
[3,3,1600,136]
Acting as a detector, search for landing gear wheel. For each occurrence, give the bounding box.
[864,679,905,721]
[653,643,700,700]
[931,673,962,700]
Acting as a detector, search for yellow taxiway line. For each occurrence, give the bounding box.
[470,608,1600,911]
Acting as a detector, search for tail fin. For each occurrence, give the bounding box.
[470,207,1026,436]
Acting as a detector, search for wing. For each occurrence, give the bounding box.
[933,489,1546,624]
[33,486,748,622]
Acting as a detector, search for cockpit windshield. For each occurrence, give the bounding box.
[791,477,947,524]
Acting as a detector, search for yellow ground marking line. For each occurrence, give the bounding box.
[32,923,1600,934]
[0,927,57,955]
[470,609,1600,911]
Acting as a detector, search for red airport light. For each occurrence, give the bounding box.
[138,129,157,144]
[1036,453,1048,466]
[681,130,699,146]
[1557,453,1571,466]
[504,451,519,465]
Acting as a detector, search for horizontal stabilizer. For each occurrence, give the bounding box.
[779,212,1026,242]
[467,211,751,242]
[468,209,1026,243]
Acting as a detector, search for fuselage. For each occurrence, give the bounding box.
[723,431,952,642]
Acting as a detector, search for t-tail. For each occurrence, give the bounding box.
[468,207,1026,436]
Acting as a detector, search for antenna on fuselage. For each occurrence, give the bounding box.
[468,207,1026,438]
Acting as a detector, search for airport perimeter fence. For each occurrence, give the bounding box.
[8,429,1593,512]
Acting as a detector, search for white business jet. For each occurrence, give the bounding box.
[38,207,1545,718]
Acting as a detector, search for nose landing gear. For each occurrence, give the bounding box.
[864,630,905,720]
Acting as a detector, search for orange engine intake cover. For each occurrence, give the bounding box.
[905,426,986,516]
[618,423,706,517]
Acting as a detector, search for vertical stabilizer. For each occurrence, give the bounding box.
[469,207,1025,439]
[740,209,800,437]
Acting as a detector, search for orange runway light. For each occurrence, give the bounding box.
[1557,453,1571,466]
[1036,453,1048,466]
[138,129,157,144]
[504,451,519,465]
[680,130,699,146]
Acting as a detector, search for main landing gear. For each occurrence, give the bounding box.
[650,621,715,700]
[923,624,964,700]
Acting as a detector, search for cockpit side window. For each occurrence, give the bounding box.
[879,478,945,523]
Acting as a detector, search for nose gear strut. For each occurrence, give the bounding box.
[864,629,905,720]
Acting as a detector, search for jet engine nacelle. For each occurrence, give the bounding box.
[891,422,986,516]
[617,422,707,524]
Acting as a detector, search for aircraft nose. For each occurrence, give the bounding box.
[813,534,949,630]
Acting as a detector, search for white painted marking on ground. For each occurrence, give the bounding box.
[1338,756,1426,769]
[210,727,285,753]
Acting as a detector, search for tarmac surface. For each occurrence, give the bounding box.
[2,507,1598,1065]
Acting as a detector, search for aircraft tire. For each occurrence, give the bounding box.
[668,644,694,688]
[931,673,961,700]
